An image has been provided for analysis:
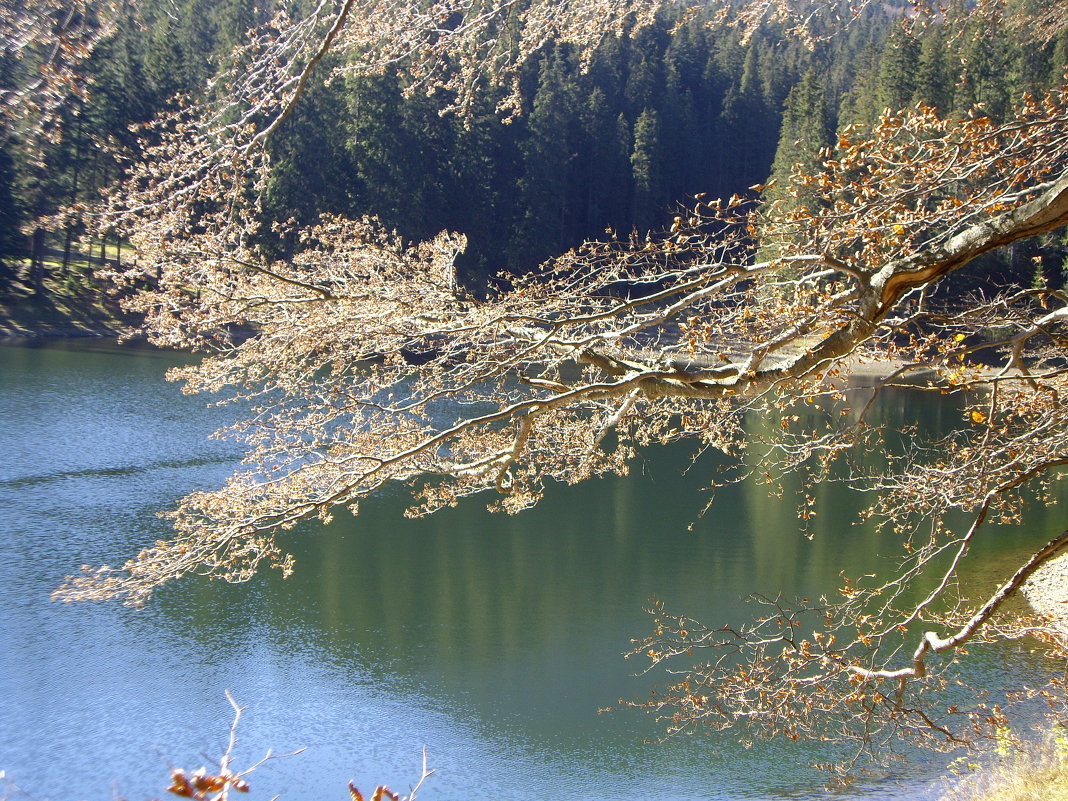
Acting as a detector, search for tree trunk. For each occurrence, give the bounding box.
[31,227,45,296]
[62,228,73,276]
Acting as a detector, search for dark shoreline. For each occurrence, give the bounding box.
[0,326,144,341]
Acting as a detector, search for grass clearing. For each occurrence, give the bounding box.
[941,729,1068,801]
[0,258,141,338]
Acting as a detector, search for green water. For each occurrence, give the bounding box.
[0,340,1063,800]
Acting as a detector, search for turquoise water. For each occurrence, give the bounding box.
[0,340,1062,800]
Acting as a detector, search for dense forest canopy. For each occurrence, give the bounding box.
[3,0,1068,778]
[3,0,1065,283]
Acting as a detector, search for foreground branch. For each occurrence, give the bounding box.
[849,527,1068,700]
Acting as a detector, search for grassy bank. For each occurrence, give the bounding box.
[940,730,1068,801]
[0,262,141,339]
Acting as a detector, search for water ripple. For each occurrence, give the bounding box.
[0,453,239,488]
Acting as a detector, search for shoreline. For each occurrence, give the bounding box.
[0,272,142,341]
[0,324,143,340]
[1022,554,1068,652]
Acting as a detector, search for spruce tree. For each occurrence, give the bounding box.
[759,68,830,262]
[630,107,662,234]
[509,48,579,267]
[877,23,920,112]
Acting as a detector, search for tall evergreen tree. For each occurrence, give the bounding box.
[262,68,357,258]
[913,23,953,111]
[510,48,580,267]
[953,10,1013,118]
[0,143,22,290]
[759,68,830,261]
[719,42,778,195]
[877,23,920,112]
[630,107,662,234]
[577,87,630,238]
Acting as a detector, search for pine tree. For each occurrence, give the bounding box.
[953,10,1013,118]
[759,68,830,262]
[578,87,630,238]
[660,27,701,205]
[1051,29,1068,87]
[623,22,667,119]
[430,83,515,280]
[913,23,953,111]
[719,42,778,195]
[262,66,357,258]
[877,23,920,112]
[0,143,22,291]
[509,48,580,267]
[630,107,662,234]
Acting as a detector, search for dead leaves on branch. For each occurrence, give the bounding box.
[148,691,430,801]
[0,0,119,152]
[762,92,1068,277]
[347,782,398,801]
[58,76,1068,609]
[165,768,250,799]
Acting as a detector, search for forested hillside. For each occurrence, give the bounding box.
[1,0,1065,295]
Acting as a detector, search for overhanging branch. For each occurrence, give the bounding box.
[848,526,1068,703]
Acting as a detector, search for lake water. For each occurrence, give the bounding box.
[1,340,1064,801]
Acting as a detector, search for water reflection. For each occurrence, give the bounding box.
[1,341,1064,801]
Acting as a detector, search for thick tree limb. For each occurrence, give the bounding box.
[873,170,1068,315]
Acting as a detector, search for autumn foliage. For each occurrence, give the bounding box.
[5,0,1067,776]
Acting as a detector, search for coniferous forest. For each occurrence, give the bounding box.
[1,1,1066,295]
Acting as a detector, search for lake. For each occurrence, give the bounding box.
[1,340,1063,800]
